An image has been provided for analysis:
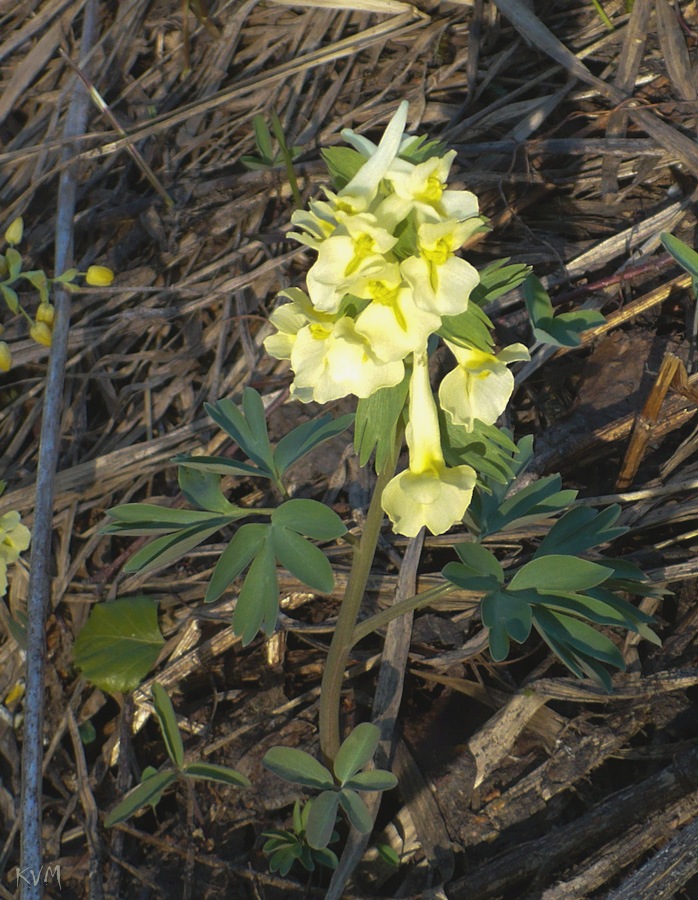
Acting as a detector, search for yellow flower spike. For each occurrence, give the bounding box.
[85,265,114,286]
[382,350,477,537]
[0,342,11,372]
[4,217,23,247]
[36,302,55,327]
[439,342,530,431]
[30,321,52,347]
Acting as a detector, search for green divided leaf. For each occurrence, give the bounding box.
[533,607,626,673]
[482,591,532,657]
[441,419,519,486]
[442,542,504,593]
[333,722,380,785]
[104,769,178,827]
[205,523,269,604]
[103,504,228,534]
[178,466,242,514]
[509,555,612,593]
[124,518,231,574]
[173,454,271,480]
[234,536,279,645]
[489,474,577,535]
[321,146,366,190]
[262,747,334,790]
[470,259,532,307]
[439,302,495,353]
[74,596,164,693]
[273,413,354,476]
[271,499,346,540]
[354,372,410,472]
[535,505,626,557]
[271,527,335,593]
[183,762,250,788]
[524,274,605,348]
[205,390,275,475]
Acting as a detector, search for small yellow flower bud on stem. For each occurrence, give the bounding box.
[4,217,23,246]
[85,265,114,286]
[30,322,52,347]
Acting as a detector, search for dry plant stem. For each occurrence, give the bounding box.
[319,463,396,763]
[19,3,100,894]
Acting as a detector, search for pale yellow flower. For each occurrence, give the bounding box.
[290,317,404,404]
[306,212,397,313]
[263,288,331,361]
[0,511,31,564]
[0,510,31,596]
[439,342,530,430]
[400,220,481,316]
[382,350,476,537]
[378,152,480,227]
[352,262,441,362]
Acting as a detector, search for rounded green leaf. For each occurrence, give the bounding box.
[508,555,612,593]
[306,791,340,849]
[338,788,373,833]
[454,542,504,581]
[74,596,164,694]
[271,499,346,540]
[152,683,184,768]
[333,722,380,785]
[262,747,334,790]
[482,591,532,644]
[271,526,334,594]
[344,769,398,792]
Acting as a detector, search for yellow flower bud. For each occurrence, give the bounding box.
[36,303,55,326]
[30,322,52,347]
[4,217,23,247]
[85,265,114,286]
[0,342,11,372]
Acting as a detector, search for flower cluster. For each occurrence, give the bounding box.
[264,103,528,536]
[0,217,114,370]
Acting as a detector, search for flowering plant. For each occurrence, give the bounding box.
[91,104,660,882]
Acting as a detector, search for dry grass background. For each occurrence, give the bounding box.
[1,0,698,897]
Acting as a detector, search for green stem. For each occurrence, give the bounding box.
[319,463,396,764]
